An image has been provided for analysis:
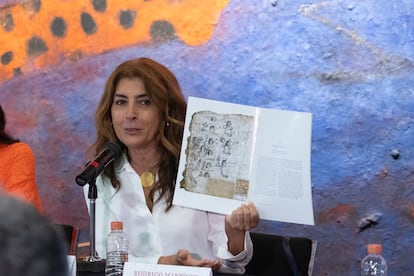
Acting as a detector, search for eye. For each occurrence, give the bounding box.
[138,99,151,106]
[114,98,127,105]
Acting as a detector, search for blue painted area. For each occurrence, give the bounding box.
[1,0,413,274]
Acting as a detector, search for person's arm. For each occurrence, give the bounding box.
[5,143,43,212]
[205,202,259,274]
[225,202,260,255]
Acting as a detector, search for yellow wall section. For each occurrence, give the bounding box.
[0,0,230,80]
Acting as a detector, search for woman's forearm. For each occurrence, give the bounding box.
[225,223,246,255]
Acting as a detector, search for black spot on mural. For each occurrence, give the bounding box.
[68,50,84,62]
[92,0,107,12]
[13,67,22,76]
[81,12,97,35]
[119,10,136,29]
[1,13,14,32]
[150,20,176,42]
[1,51,13,65]
[316,72,350,84]
[29,0,41,13]
[26,36,48,57]
[51,17,67,38]
[390,149,400,160]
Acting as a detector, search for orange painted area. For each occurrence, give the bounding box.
[0,0,230,81]
[318,203,355,223]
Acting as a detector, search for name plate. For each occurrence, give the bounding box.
[123,262,212,276]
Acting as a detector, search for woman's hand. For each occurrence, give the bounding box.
[226,202,260,231]
[225,202,260,255]
[158,249,222,271]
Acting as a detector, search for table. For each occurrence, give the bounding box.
[76,259,255,276]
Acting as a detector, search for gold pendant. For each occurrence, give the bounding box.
[141,171,155,188]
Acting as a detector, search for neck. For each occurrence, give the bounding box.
[128,146,162,175]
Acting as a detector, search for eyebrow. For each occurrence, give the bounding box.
[113,93,148,99]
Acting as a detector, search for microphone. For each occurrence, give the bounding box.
[76,141,123,186]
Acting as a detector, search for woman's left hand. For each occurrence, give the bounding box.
[225,202,260,231]
[224,202,260,255]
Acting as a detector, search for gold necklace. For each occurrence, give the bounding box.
[140,171,155,188]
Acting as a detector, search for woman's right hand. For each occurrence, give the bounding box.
[158,249,222,271]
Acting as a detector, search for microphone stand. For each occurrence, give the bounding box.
[77,179,106,273]
[75,142,123,274]
[85,179,100,262]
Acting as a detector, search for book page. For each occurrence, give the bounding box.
[251,108,314,225]
[180,111,254,201]
[173,97,314,225]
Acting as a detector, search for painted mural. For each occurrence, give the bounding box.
[1,0,414,275]
[0,0,230,80]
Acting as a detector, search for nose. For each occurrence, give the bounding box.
[125,103,138,120]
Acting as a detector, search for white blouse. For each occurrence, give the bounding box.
[83,154,253,274]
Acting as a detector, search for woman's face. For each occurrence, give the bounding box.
[111,77,162,151]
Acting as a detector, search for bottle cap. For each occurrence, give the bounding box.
[367,244,382,254]
[111,221,123,230]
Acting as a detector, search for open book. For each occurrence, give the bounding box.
[173,97,314,225]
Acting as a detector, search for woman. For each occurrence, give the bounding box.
[0,105,43,212]
[83,57,259,273]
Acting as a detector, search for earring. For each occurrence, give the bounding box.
[166,122,170,127]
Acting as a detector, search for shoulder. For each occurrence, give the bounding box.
[8,142,35,156]
[1,143,36,164]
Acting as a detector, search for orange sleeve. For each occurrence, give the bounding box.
[3,143,43,212]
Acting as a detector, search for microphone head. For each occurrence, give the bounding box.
[104,141,123,159]
[75,141,123,186]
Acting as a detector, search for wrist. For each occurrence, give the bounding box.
[225,222,245,253]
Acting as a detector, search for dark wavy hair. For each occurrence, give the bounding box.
[0,105,19,145]
[89,57,187,210]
